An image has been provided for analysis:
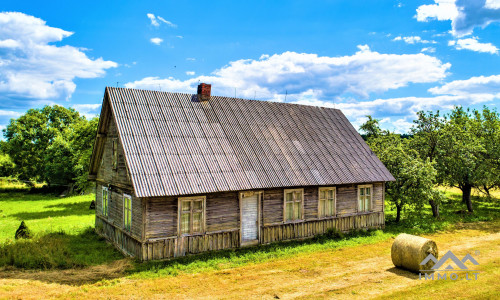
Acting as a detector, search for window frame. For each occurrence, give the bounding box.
[112,138,118,170]
[123,194,132,231]
[283,188,304,222]
[318,187,336,218]
[358,184,373,213]
[102,186,109,217]
[178,196,206,236]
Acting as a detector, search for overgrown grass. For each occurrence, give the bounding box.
[0,227,123,269]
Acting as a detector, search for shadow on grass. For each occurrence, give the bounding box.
[10,202,94,220]
[386,267,420,279]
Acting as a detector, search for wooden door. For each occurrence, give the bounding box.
[241,192,260,245]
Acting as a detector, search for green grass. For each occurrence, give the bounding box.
[0,184,499,275]
[0,192,96,242]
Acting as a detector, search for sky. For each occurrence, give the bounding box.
[1,0,500,134]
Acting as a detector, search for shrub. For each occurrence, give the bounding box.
[15,221,31,239]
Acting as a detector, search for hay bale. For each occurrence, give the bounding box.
[391,233,438,273]
[15,221,32,239]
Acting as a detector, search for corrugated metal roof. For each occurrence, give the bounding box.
[100,87,394,197]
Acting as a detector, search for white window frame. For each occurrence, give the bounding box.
[178,196,206,236]
[283,188,304,222]
[123,194,132,231]
[358,184,373,212]
[102,186,109,217]
[318,187,336,218]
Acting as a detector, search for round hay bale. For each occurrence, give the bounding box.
[391,233,438,273]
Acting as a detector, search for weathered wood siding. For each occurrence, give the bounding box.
[96,115,132,188]
[263,188,283,224]
[96,216,142,257]
[336,184,358,215]
[206,192,239,232]
[260,212,384,244]
[95,183,143,241]
[146,196,177,239]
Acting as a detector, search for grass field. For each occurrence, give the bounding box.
[0,181,499,299]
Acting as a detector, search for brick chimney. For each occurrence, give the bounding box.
[197,83,211,101]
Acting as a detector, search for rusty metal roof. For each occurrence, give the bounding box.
[97,87,394,197]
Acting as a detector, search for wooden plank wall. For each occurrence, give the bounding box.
[96,115,133,188]
[336,184,358,215]
[95,183,143,241]
[146,196,177,239]
[95,216,142,257]
[142,230,240,261]
[206,191,239,232]
[260,212,384,244]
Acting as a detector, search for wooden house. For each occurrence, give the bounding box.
[88,84,394,260]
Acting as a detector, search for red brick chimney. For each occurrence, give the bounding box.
[197,83,211,101]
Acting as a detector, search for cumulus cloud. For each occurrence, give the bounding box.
[0,12,116,108]
[150,37,163,45]
[186,71,195,76]
[416,0,500,36]
[421,47,436,53]
[393,35,436,44]
[448,37,498,54]
[126,46,450,101]
[147,13,177,28]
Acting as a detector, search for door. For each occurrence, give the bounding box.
[240,192,260,245]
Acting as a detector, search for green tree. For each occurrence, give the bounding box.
[436,107,485,212]
[362,117,441,222]
[0,153,15,177]
[359,115,381,139]
[410,110,444,217]
[2,105,97,191]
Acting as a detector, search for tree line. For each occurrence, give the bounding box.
[361,106,500,221]
[0,105,98,192]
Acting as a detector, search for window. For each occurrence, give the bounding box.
[123,194,132,231]
[358,185,372,212]
[112,138,118,170]
[319,187,336,217]
[284,189,303,222]
[102,186,109,217]
[179,196,205,235]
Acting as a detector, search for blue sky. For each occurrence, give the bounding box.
[1,0,500,134]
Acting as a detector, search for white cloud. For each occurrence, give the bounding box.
[0,12,117,107]
[176,35,183,39]
[126,46,451,101]
[421,47,436,53]
[150,37,163,45]
[448,37,498,54]
[72,103,101,118]
[186,57,196,61]
[393,35,436,44]
[147,13,177,28]
[429,74,500,96]
[186,71,195,76]
[416,0,500,37]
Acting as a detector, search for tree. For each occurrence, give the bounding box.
[436,107,485,212]
[359,115,381,139]
[2,105,97,191]
[361,117,440,222]
[475,107,500,198]
[0,153,15,177]
[410,110,444,217]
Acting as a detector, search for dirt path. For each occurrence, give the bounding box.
[1,222,499,299]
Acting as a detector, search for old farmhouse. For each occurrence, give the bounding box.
[88,84,394,260]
